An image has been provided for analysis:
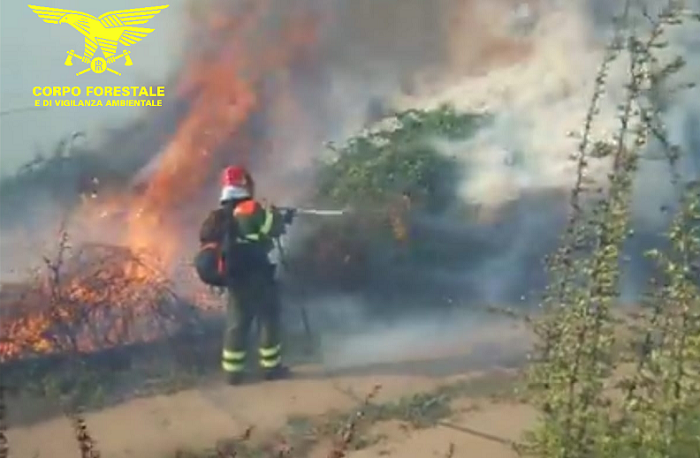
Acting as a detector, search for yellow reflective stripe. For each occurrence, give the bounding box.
[260,356,281,368]
[259,344,281,358]
[223,349,246,361]
[242,208,274,242]
[259,209,274,235]
[222,360,245,372]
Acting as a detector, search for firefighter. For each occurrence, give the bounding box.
[201,165,296,385]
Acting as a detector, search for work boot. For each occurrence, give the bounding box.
[226,372,245,386]
[263,365,291,381]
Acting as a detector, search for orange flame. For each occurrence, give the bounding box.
[125,0,319,269]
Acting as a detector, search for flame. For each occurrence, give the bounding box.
[1,0,321,364]
[0,242,187,362]
[125,1,319,269]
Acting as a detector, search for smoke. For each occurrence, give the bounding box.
[407,2,612,207]
[370,0,700,306]
[279,0,700,373]
[242,0,457,202]
[290,294,529,372]
[282,0,700,370]
[418,0,700,213]
[4,0,700,370]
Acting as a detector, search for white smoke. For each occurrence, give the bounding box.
[399,0,700,224]
[337,0,700,311]
[400,2,617,208]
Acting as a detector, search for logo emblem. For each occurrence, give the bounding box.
[28,4,169,76]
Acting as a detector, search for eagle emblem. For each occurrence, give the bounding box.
[28,4,169,76]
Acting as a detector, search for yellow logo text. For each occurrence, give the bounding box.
[32,86,166,108]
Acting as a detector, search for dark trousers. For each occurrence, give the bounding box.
[221,270,282,374]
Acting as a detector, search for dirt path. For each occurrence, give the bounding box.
[8,369,535,458]
[6,324,534,458]
[5,369,428,457]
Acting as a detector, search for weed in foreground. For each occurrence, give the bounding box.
[522,1,700,457]
[68,406,101,458]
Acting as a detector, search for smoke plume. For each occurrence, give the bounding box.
[3,0,700,369]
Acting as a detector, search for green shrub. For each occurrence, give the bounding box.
[315,104,489,211]
[287,105,489,293]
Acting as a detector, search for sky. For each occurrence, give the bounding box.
[0,0,189,177]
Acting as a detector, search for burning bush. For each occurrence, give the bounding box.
[0,231,200,364]
[288,105,489,293]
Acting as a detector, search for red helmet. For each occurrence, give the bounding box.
[220,165,254,202]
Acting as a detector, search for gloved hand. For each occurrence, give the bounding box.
[283,208,296,225]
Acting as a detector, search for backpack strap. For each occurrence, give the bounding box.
[233,199,277,242]
[220,200,241,275]
[199,209,225,244]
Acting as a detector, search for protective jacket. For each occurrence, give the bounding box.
[199,197,289,280]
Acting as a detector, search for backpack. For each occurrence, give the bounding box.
[194,205,241,287]
[194,242,227,287]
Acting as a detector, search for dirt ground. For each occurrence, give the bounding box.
[6,324,536,458]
